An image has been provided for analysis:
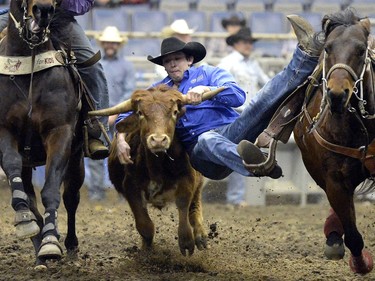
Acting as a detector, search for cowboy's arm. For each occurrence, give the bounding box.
[114,113,133,165]
[186,66,246,106]
[116,132,133,165]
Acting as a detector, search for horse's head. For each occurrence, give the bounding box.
[321,9,372,114]
[10,0,57,47]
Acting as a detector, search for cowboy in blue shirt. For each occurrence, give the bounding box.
[115,15,321,180]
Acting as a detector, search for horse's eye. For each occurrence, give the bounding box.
[358,47,366,57]
[324,46,331,54]
[137,110,143,117]
[173,110,179,117]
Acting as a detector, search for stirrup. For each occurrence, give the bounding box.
[242,138,278,174]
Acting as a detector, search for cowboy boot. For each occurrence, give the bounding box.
[237,140,283,179]
[287,14,322,57]
[84,117,109,160]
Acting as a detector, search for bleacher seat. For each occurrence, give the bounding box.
[210,11,247,32]
[171,11,207,32]
[351,0,375,17]
[160,0,198,11]
[237,0,268,13]
[92,7,129,31]
[199,0,238,11]
[131,11,168,32]
[298,12,323,31]
[249,11,289,57]
[123,38,161,57]
[249,11,289,34]
[274,0,314,13]
[311,0,343,14]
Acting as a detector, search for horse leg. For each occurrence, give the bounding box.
[37,125,73,260]
[63,151,84,258]
[0,129,39,239]
[22,167,48,267]
[188,177,207,251]
[323,208,345,260]
[326,182,373,274]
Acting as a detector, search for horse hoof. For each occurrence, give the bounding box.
[37,235,63,260]
[324,232,345,260]
[34,264,48,271]
[324,243,345,260]
[14,210,40,239]
[349,250,373,274]
[15,220,40,240]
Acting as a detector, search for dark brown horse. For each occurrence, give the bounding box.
[0,0,84,267]
[293,9,375,274]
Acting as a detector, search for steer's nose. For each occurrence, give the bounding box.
[148,134,170,151]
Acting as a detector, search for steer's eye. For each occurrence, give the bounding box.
[173,110,179,117]
[137,110,143,117]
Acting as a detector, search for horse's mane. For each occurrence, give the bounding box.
[322,8,363,36]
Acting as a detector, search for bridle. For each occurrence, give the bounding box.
[303,42,375,175]
[9,0,55,49]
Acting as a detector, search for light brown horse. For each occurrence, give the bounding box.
[0,0,85,267]
[293,9,375,274]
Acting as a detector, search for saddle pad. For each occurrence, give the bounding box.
[0,50,65,75]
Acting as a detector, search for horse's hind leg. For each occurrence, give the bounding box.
[326,183,374,274]
[63,151,84,258]
[0,129,40,239]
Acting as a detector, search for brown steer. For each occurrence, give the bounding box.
[89,85,224,255]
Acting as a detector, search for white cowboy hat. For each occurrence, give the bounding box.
[161,19,196,38]
[98,26,127,44]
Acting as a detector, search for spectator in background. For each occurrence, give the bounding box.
[207,14,246,59]
[85,26,136,201]
[217,27,270,208]
[155,19,196,80]
[218,27,269,110]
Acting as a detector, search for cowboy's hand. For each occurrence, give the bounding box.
[116,132,133,165]
[186,86,210,105]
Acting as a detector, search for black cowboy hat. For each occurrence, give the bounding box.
[221,14,247,29]
[226,27,258,46]
[147,37,206,66]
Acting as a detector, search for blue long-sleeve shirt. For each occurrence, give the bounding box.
[116,64,246,151]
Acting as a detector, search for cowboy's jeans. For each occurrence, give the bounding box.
[189,46,319,180]
[65,19,109,128]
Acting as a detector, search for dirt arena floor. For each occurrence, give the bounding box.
[1,176,375,281]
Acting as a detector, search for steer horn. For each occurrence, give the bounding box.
[88,99,132,116]
[88,86,227,116]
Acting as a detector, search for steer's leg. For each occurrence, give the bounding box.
[189,173,207,251]
[175,178,195,256]
[125,178,155,249]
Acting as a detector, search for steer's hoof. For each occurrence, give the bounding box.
[37,235,63,260]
